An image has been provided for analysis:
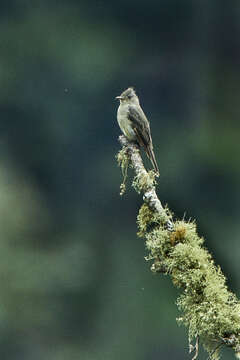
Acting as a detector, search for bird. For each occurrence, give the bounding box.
[116,87,159,174]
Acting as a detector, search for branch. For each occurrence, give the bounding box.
[117,135,240,360]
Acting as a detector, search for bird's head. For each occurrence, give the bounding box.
[115,87,139,105]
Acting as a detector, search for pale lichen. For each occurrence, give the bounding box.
[132,169,157,194]
[138,214,240,359]
[116,148,130,195]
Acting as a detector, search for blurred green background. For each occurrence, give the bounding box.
[1,1,240,359]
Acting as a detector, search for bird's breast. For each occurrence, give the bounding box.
[117,105,136,141]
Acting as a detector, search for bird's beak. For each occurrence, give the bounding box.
[115,96,123,100]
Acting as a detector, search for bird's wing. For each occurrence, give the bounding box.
[128,105,151,149]
[128,105,159,173]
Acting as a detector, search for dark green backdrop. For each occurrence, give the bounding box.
[1,1,240,359]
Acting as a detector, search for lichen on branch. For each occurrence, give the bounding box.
[117,135,240,360]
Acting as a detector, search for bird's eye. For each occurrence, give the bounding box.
[127,95,132,99]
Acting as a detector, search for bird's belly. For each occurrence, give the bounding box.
[118,116,136,141]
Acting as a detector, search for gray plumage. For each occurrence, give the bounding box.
[116,87,159,174]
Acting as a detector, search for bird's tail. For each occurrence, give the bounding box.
[147,146,159,174]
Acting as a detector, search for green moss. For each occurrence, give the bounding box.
[116,148,130,195]
[137,203,163,237]
[140,217,240,358]
[137,204,172,238]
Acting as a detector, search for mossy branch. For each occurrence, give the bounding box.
[117,135,240,360]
